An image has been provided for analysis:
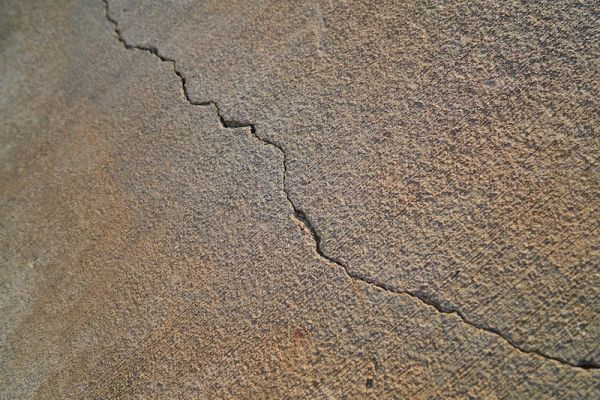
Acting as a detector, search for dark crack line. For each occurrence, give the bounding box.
[102,0,597,371]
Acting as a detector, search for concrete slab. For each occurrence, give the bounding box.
[1,0,598,398]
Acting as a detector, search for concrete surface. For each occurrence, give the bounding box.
[0,0,598,398]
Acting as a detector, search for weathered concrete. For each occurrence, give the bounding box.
[1,0,598,398]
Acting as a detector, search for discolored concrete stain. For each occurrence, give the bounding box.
[0,0,598,399]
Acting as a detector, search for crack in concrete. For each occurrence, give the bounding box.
[101,0,597,371]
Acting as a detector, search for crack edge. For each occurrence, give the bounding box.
[101,0,598,371]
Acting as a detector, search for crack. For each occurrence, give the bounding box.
[101,0,598,371]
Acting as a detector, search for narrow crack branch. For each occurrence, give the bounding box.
[101,0,597,371]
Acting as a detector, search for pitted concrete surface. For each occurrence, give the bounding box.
[0,0,598,398]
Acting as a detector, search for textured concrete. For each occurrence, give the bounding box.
[0,0,598,398]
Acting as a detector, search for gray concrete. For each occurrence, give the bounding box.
[1,0,598,398]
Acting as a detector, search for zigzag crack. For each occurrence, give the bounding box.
[102,0,597,371]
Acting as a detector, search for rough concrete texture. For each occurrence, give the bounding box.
[0,0,598,398]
